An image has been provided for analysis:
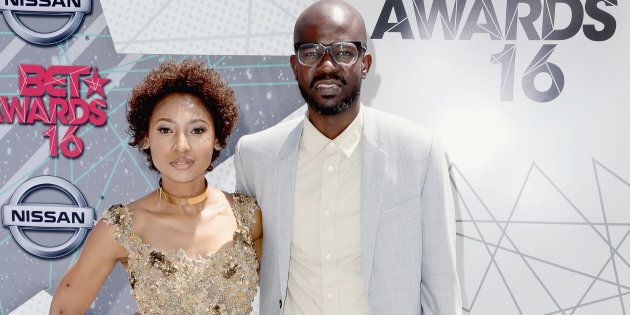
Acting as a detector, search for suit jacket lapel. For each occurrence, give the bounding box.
[360,107,386,291]
[274,120,303,299]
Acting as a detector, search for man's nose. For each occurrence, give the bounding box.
[316,50,339,74]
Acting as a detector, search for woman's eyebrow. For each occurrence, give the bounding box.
[188,118,209,124]
[154,118,208,124]
[155,118,174,123]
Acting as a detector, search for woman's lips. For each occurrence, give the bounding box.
[170,157,194,170]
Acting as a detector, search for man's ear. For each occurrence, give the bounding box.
[361,53,372,79]
[290,55,299,80]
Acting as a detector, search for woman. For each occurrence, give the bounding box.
[50,59,262,314]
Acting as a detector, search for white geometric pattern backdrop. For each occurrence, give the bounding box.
[100,0,315,55]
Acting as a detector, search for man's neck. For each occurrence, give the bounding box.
[308,102,360,140]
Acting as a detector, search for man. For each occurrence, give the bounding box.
[234,0,462,314]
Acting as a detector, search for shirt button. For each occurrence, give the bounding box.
[323,210,331,216]
[327,165,334,171]
[327,293,334,299]
[325,254,332,260]
[327,142,336,152]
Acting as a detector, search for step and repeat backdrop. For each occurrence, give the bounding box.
[0,1,627,314]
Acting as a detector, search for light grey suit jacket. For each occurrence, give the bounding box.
[234,106,462,315]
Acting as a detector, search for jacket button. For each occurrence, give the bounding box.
[279,299,282,308]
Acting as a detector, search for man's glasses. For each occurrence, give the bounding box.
[294,41,367,66]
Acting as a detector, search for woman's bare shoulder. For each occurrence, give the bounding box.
[121,192,161,231]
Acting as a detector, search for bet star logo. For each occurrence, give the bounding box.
[81,68,109,98]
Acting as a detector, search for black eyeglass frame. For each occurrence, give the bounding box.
[293,41,368,65]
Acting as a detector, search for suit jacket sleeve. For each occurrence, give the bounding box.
[419,132,462,315]
[234,138,253,196]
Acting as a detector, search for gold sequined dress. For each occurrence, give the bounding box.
[101,194,259,315]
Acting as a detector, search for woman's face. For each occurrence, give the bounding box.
[145,92,219,183]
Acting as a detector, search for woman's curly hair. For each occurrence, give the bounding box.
[127,59,239,172]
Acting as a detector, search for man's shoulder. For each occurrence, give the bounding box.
[366,106,434,144]
[237,117,303,152]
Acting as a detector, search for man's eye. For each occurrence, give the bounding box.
[157,127,171,134]
[191,127,206,135]
[337,51,351,56]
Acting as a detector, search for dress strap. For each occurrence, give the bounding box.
[231,193,258,244]
[100,204,140,252]
[232,193,258,229]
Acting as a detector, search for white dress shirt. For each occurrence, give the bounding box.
[284,108,371,315]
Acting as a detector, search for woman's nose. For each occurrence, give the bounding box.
[173,132,191,153]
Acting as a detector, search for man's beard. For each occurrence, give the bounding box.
[299,78,361,116]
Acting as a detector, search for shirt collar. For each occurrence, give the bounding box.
[301,105,364,158]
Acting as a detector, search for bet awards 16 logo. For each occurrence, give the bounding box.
[0,0,91,45]
[371,0,618,102]
[0,65,109,158]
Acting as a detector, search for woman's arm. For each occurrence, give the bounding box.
[251,207,263,263]
[49,219,126,315]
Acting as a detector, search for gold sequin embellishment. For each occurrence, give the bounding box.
[101,193,259,315]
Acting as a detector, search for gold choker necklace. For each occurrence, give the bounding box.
[157,180,208,207]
